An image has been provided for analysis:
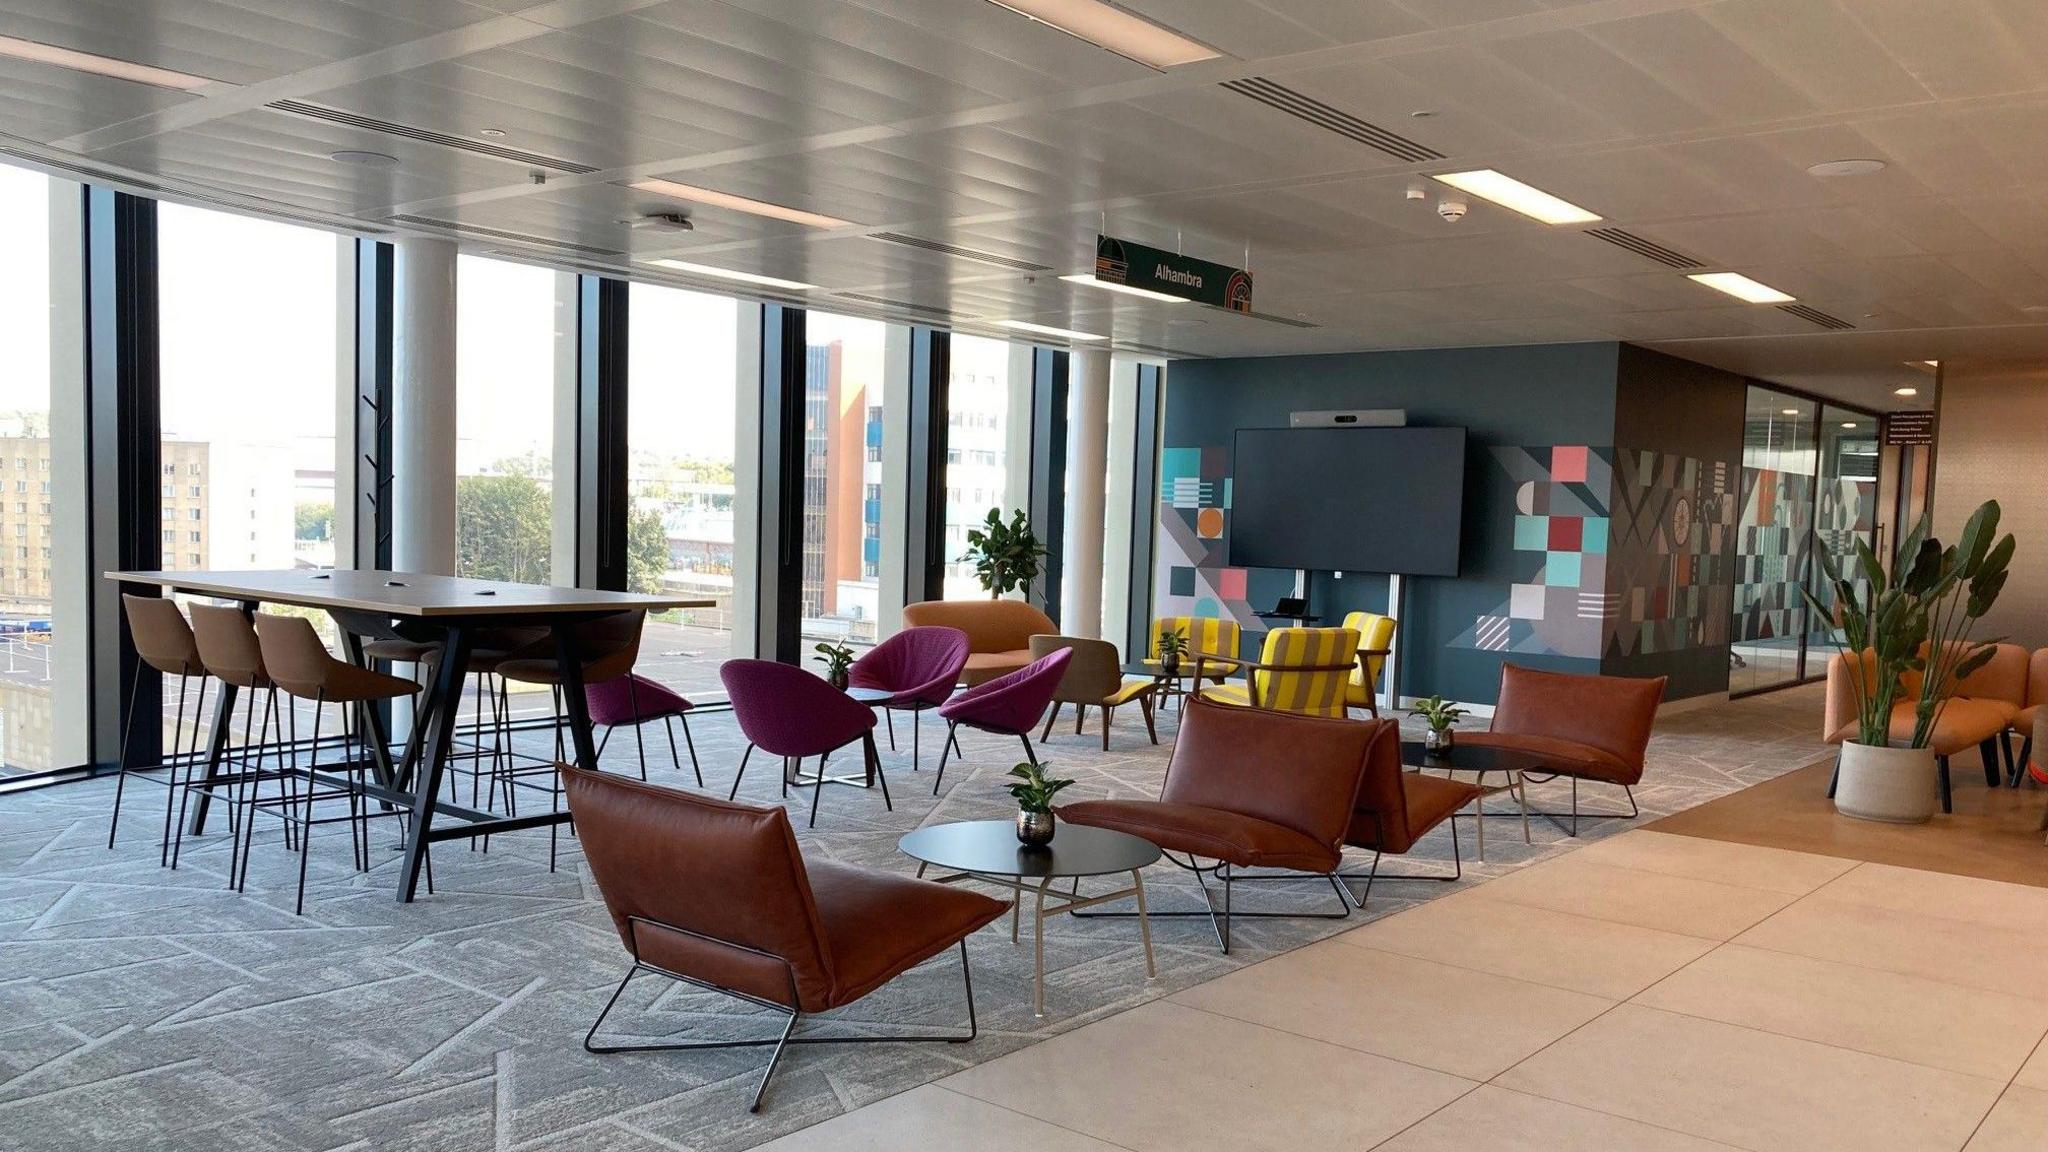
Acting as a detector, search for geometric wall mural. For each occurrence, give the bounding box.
[1733,466,1815,647]
[1153,444,1292,644]
[1449,444,1614,658]
[1604,447,1736,657]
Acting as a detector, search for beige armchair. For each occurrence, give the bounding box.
[1028,635,1158,749]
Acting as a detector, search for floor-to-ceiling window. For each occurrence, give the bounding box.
[158,202,340,741]
[625,281,746,696]
[1731,385,1881,695]
[943,334,1028,600]
[803,312,892,649]
[0,163,86,778]
[455,255,562,585]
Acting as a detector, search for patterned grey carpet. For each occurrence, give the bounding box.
[0,685,1830,1151]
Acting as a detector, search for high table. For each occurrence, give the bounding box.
[107,569,710,902]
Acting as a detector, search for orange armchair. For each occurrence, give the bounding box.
[903,599,1056,685]
[1822,642,2026,810]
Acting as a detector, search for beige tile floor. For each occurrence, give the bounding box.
[756,828,2048,1152]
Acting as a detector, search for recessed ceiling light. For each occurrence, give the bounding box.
[1059,273,1188,303]
[643,258,815,293]
[1409,109,1436,118]
[994,319,1107,342]
[1894,387,1919,396]
[1687,271,1796,304]
[330,150,399,168]
[478,127,507,138]
[984,0,1219,68]
[1841,422,1858,429]
[1806,159,1887,177]
[629,179,852,230]
[0,34,222,91]
[1431,170,1601,225]
[1781,408,1800,416]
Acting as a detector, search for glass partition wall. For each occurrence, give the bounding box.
[802,312,894,651]
[1730,386,1881,695]
[943,334,1028,600]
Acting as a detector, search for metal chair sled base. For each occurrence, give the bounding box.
[584,927,979,1113]
[1513,776,1639,837]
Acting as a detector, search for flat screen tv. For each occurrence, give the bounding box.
[1228,426,1467,577]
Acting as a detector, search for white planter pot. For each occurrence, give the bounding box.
[1834,742,1939,824]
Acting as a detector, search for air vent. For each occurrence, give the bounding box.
[1585,227,1703,269]
[1117,340,1202,359]
[1777,304,1855,331]
[268,100,598,174]
[389,214,623,257]
[834,291,956,320]
[1245,310,1319,329]
[1221,78,1443,164]
[866,233,1051,272]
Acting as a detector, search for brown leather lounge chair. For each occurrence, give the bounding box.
[1061,696,1400,953]
[561,766,1007,1112]
[1460,664,1664,837]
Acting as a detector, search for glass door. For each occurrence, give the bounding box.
[1731,390,1818,694]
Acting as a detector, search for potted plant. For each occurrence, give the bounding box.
[962,508,1048,599]
[1412,694,1467,754]
[812,641,856,690]
[1156,626,1190,676]
[1805,504,2013,823]
[1006,760,1074,846]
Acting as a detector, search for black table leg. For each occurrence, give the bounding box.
[185,599,256,836]
[554,622,598,771]
[398,623,471,903]
[338,628,398,792]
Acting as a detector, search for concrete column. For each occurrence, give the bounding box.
[550,271,579,587]
[391,238,458,575]
[1063,349,1110,638]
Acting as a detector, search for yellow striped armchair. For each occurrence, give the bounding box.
[1197,626,1362,718]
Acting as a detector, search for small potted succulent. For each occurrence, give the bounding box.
[1006,760,1074,846]
[1412,694,1468,754]
[1155,626,1190,676]
[812,641,857,690]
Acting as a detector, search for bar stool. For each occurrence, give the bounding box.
[184,603,288,876]
[242,613,422,915]
[494,611,646,869]
[110,594,209,866]
[362,628,542,811]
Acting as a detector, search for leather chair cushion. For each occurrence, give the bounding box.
[1460,731,1636,785]
[1060,799,1341,873]
[962,650,1033,685]
[806,861,1007,1009]
[2016,704,2039,736]
[1347,771,1481,851]
[1825,698,2017,756]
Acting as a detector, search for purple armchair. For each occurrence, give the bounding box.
[932,647,1073,795]
[721,659,888,828]
[587,673,702,788]
[849,626,970,771]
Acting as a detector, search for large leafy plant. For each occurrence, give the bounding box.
[1006,760,1074,814]
[1802,503,2014,749]
[961,508,1048,598]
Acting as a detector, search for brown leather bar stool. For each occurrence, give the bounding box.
[494,610,646,870]
[243,613,423,915]
[185,603,291,876]
[111,594,210,867]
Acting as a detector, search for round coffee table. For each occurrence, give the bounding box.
[1400,739,1541,858]
[898,820,1161,1017]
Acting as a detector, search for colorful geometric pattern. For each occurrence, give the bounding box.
[1733,466,1813,645]
[1604,448,1736,657]
[1449,445,1614,658]
[1154,443,1291,647]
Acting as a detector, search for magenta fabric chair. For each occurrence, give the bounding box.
[932,647,1073,795]
[721,659,888,828]
[849,626,970,771]
[586,673,702,788]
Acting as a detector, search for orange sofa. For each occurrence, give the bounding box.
[901,599,1057,686]
[2014,648,2047,784]
[1823,642,2029,810]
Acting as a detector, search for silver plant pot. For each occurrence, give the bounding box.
[1424,727,1454,754]
[1016,809,1055,846]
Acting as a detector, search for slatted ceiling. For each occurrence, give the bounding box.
[0,59,197,143]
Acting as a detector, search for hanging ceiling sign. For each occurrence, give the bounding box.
[1094,235,1253,312]
[1883,411,1935,445]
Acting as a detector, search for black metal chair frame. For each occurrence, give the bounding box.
[1513,773,1640,837]
[108,664,211,867]
[930,716,1027,796]
[728,731,892,828]
[584,915,979,1113]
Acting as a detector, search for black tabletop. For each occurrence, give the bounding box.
[898,820,1162,879]
[1400,739,1546,774]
